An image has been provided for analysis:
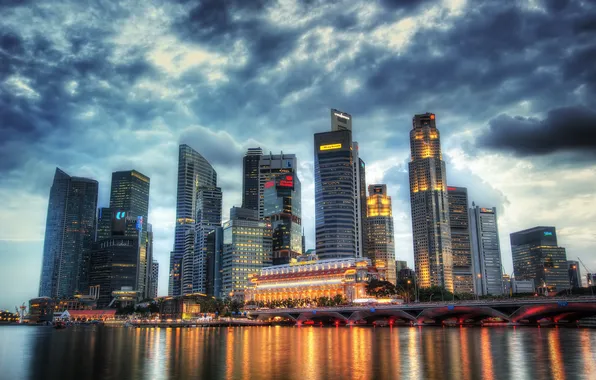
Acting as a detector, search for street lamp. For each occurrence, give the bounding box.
[407,280,411,303]
[476,273,482,300]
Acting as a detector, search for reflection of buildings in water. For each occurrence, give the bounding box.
[459,327,471,380]
[508,328,529,379]
[548,329,566,380]
[408,328,422,379]
[480,329,495,379]
[580,329,595,374]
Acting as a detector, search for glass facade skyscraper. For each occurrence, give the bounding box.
[257,152,297,220]
[221,207,270,298]
[448,186,474,294]
[510,226,569,292]
[39,168,98,299]
[109,170,150,298]
[242,147,263,211]
[408,113,454,292]
[365,184,396,284]
[263,172,302,265]
[170,144,217,296]
[470,205,503,295]
[314,109,360,259]
[193,186,222,294]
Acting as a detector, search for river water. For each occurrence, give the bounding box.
[1,325,595,379]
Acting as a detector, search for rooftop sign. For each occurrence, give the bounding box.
[320,143,342,151]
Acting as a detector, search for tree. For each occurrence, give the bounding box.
[366,279,399,298]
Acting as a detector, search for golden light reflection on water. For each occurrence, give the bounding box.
[12,325,596,380]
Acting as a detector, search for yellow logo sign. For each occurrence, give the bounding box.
[320,143,342,151]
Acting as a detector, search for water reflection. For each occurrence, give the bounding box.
[0,325,593,380]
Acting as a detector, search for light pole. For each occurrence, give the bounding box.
[476,273,482,300]
[414,276,419,303]
[407,280,411,303]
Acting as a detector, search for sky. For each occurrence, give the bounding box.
[1,0,596,309]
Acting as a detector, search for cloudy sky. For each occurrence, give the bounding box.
[1,0,596,309]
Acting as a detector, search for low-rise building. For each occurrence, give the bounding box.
[28,297,55,323]
[245,255,380,303]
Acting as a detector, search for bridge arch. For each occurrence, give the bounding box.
[417,306,510,324]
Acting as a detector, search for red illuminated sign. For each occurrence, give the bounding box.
[447,187,457,191]
[265,181,275,189]
[279,179,293,188]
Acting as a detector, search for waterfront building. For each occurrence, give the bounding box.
[150,259,159,298]
[365,185,396,284]
[502,273,511,295]
[221,207,271,299]
[568,260,582,288]
[181,229,195,295]
[109,170,151,298]
[447,186,474,294]
[245,255,380,303]
[242,147,263,211]
[408,113,454,292]
[263,172,302,265]
[28,297,55,323]
[39,168,98,299]
[193,187,223,293]
[398,268,416,281]
[314,109,361,259]
[511,279,535,294]
[510,227,569,292]
[257,152,297,220]
[170,144,217,296]
[470,205,504,295]
[89,236,140,308]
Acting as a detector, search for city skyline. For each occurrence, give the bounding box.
[2,0,596,309]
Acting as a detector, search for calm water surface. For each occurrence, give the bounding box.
[1,325,595,380]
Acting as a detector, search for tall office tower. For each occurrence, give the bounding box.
[193,187,223,293]
[150,259,159,298]
[447,187,474,294]
[568,260,582,288]
[90,236,139,308]
[352,143,366,258]
[205,227,224,297]
[39,168,98,299]
[365,185,396,284]
[510,227,569,292]
[96,207,112,242]
[263,172,302,265]
[470,205,504,295]
[408,113,454,292]
[170,144,217,296]
[314,109,358,259]
[145,223,154,299]
[257,152,297,220]
[181,229,195,295]
[242,148,263,211]
[109,170,150,297]
[221,207,270,298]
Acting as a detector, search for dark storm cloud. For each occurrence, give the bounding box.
[476,106,596,156]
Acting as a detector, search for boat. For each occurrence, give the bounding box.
[54,321,67,330]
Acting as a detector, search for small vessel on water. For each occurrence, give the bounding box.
[54,321,67,330]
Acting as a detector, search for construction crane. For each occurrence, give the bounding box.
[577,257,594,296]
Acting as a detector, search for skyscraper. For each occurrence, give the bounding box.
[258,152,297,220]
[205,227,224,298]
[193,186,222,293]
[365,184,396,284]
[96,207,112,242]
[470,205,503,295]
[242,148,263,211]
[447,186,474,294]
[109,170,150,298]
[314,109,359,259]
[221,207,270,298]
[150,259,159,298]
[510,227,569,292]
[39,168,98,299]
[408,113,454,292]
[263,172,302,265]
[170,144,217,296]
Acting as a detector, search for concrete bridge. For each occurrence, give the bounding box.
[247,297,596,326]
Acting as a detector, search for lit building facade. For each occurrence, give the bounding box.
[170,144,217,296]
[242,147,263,211]
[263,172,302,265]
[245,255,380,303]
[314,109,360,259]
[109,170,151,298]
[206,227,224,297]
[408,113,453,291]
[470,205,503,295]
[221,207,271,298]
[193,187,222,293]
[257,152,297,220]
[447,186,474,294]
[39,168,98,299]
[365,184,396,284]
[510,226,569,292]
[149,259,159,298]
